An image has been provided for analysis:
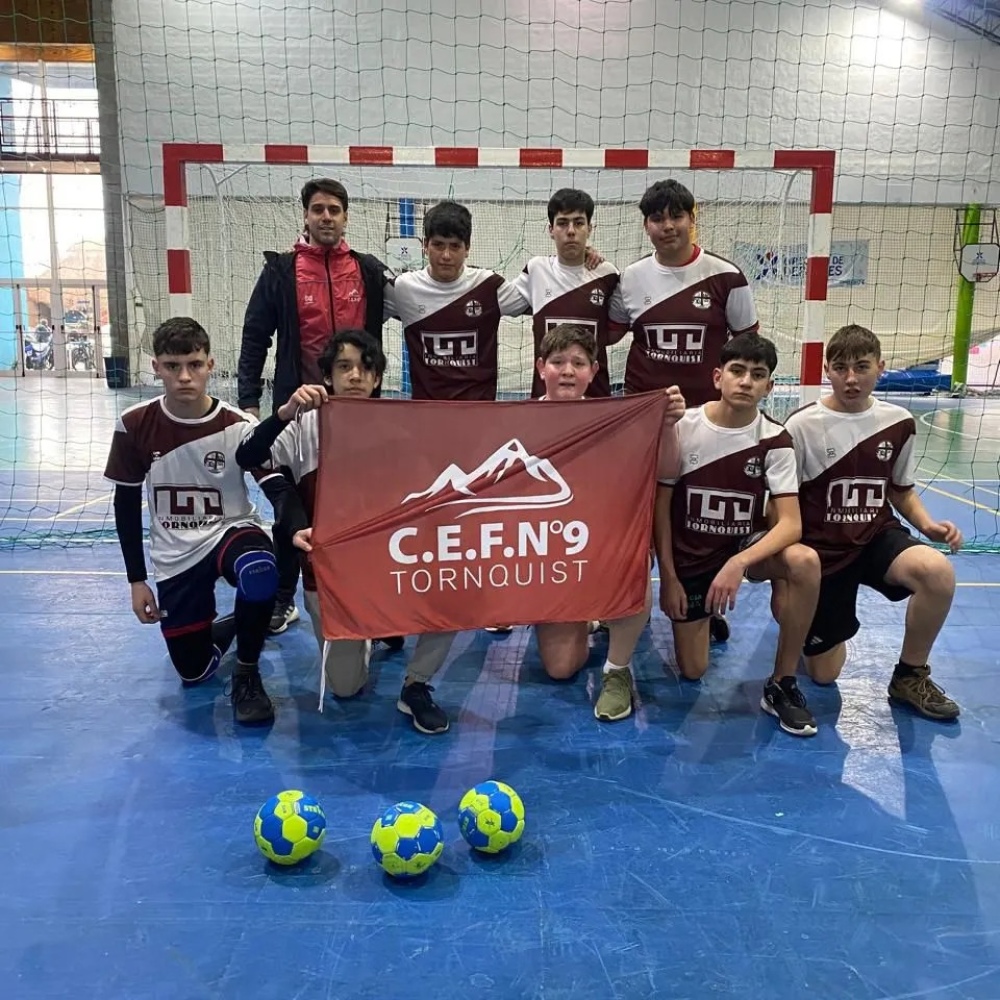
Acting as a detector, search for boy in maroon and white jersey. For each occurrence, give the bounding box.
[512,188,623,399]
[531,324,686,724]
[383,200,529,401]
[608,179,758,406]
[104,317,277,725]
[235,329,457,736]
[655,333,822,737]
[782,324,962,720]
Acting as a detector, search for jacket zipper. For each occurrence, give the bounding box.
[325,248,336,333]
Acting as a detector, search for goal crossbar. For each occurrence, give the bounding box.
[161,143,836,396]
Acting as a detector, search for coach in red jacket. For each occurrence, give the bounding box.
[237,177,392,634]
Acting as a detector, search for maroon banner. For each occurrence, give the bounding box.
[311,394,667,640]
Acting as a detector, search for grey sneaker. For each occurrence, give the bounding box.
[594,667,633,721]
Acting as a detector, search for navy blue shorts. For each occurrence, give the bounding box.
[157,526,272,641]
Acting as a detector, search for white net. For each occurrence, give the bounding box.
[128,162,817,399]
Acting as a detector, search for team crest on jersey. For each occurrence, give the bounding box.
[204,451,226,474]
[876,440,894,462]
[465,299,483,318]
[590,288,605,307]
[744,456,762,478]
[692,291,711,310]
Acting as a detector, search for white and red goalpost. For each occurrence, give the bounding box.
[161,143,834,402]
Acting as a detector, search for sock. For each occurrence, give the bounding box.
[893,659,924,678]
[235,659,258,677]
[211,615,238,657]
[603,659,630,675]
[235,595,274,664]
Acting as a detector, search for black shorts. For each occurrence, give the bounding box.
[157,526,272,640]
[672,566,720,624]
[804,526,925,656]
[671,532,769,624]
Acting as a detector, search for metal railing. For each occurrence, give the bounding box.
[0,97,100,160]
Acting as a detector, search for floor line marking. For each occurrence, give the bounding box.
[47,492,113,521]
[914,480,1000,515]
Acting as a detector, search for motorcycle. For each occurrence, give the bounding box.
[24,328,55,371]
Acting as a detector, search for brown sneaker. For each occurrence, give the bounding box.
[888,666,960,720]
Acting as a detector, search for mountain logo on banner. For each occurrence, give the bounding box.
[402,438,573,517]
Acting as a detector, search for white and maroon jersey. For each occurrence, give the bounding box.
[512,256,620,398]
[384,266,529,401]
[263,411,322,590]
[662,406,798,576]
[784,398,916,574]
[608,247,758,405]
[104,397,264,582]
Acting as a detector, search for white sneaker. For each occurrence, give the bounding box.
[268,601,300,635]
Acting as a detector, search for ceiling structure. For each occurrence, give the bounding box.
[931,0,1000,45]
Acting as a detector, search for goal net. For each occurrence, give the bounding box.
[4,146,1000,553]
[130,145,834,413]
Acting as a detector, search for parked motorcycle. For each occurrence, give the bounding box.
[24,327,55,371]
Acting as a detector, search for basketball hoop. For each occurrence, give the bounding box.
[954,209,1000,284]
[959,243,1000,283]
[385,236,425,273]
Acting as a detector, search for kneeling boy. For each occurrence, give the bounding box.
[235,329,457,735]
[531,323,686,724]
[783,324,962,720]
[655,333,822,737]
[105,317,277,725]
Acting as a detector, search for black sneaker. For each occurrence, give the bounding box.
[230,667,275,725]
[268,601,300,635]
[376,635,406,652]
[397,681,449,734]
[761,676,817,737]
[709,615,730,643]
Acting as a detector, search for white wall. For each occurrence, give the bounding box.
[109,0,1000,386]
[110,0,1000,204]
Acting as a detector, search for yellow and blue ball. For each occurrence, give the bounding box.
[370,801,445,878]
[458,780,525,854]
[254,790,327,866]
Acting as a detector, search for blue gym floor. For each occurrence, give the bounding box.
[1,379,1000,998]
[2,548,1000,998]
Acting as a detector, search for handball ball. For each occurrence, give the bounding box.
[254,790,327,866]
[458,780,525,854]
[370,801,445,879]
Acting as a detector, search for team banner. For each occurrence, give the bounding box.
[310,394,668,640]
[734,239,870,288]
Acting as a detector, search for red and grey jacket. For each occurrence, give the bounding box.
[237,247,390,411]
